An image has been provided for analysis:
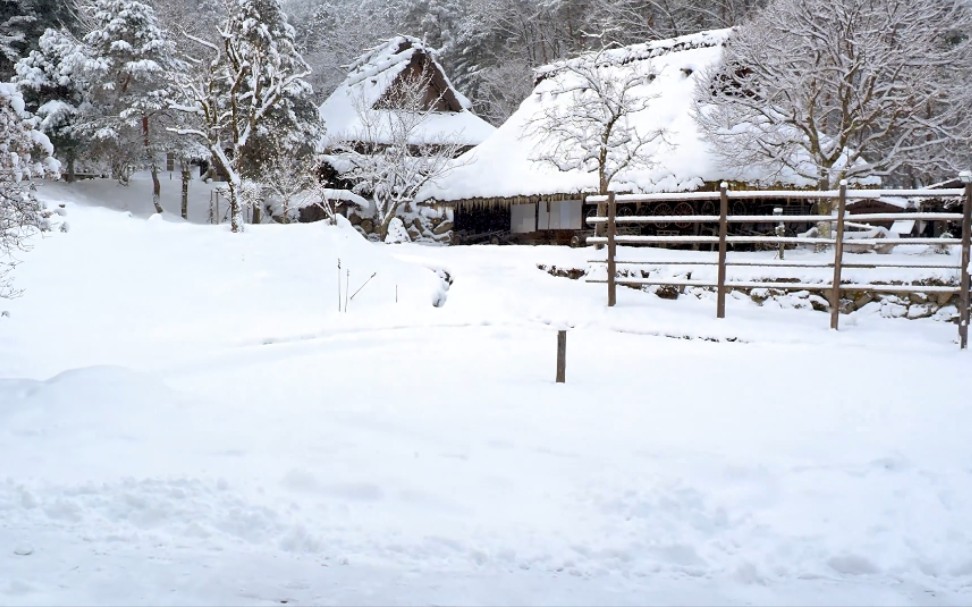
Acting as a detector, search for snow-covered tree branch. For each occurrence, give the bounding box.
[526,47,664,195]
[12,27,87,182]
[169,0,319,233]
[74,0,184,212]
[335,71,466,241]
[695,0,972,202]
[0,82,59,298]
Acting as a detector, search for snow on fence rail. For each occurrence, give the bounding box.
[585,180,972,349]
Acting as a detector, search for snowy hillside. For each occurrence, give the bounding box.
[1,177,971,605]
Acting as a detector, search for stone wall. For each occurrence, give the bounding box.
[643,273,963,322]
[348,205,453,244]
[540,263,963,322]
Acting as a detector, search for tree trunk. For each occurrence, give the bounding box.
[64,155,76,183]
[252,202,261,225]
[228,183,243,233]
[816,175,832,240]
[593,164,609,250]
[379,211,395,241]
[180,159,190,220]
[142,114,163,214]
[208,145,243,233]
[150,164,163,214]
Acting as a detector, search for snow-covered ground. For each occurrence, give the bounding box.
[1,175,971,606]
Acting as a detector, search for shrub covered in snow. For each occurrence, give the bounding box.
[0,82,59,297]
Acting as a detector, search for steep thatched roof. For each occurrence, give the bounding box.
[318,36,495,150]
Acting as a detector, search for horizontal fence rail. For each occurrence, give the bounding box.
[588,235,963,246]
[587,188,968,203]
[585,180,972,349]
[588,259,961,270]
[586,278,962,294]
[588,212,965,224]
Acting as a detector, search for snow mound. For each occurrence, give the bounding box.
[0,365,177,414]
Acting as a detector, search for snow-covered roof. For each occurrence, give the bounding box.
[876,196,913,210]
[318,36,495,149]
[417,29,868,204]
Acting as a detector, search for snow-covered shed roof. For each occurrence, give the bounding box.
[417,29,865,205]
[318,36,495,149]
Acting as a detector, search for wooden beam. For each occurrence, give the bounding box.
[716,182,728,319]
[607,192,617,307]
[830,181,848,330]
[960,179,972,349]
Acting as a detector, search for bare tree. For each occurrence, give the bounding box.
[695,0,972,226]
[335,72,465,241]
[257,139,336,224]
[464,58,535,125]
[589,0,765,44]
[287,0,403,100]
[526,45,663,196]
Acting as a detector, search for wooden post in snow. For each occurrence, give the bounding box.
[607,192,617,307]
[959,174,972,349]
[556,330,567,383]
[594,199,606,251]
[830,181,848,331]
[716,182,729,319]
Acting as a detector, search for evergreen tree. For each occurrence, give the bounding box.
[0,0,34,76]
[0,0,83,79]
[79,0,183,212]
[228,0,322,220]
[13,27,88,181]
[171,0,320,232]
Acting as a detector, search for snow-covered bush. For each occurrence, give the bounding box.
[384,217,411,244]
[0,82,59,298]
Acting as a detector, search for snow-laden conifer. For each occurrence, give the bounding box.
[13,27,87,181]
[170,0,319,232]
[79,0,182,212]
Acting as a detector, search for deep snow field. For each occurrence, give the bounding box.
[1,174,971,606]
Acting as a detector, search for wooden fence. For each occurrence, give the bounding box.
[586,180,972,349]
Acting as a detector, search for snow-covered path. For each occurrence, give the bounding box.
[1,182,971,605]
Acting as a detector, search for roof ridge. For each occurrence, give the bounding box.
[534,28,732,84]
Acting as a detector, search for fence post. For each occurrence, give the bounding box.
[556,330,567,383]
[960,175,972,349]
[716,182,729,318]
[594,198,606,251]
[830,180,848,330]
[607,192,617,307]
[773,207,785,260]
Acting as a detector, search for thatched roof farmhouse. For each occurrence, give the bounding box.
[318,35,495,153]
[416,29,877,244]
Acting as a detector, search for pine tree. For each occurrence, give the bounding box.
[80,0,182,212]
[0,0,83,79]
[0,0,33,76]
[171,0,320,232]
[229,0,322,224]
[13,27,88,181]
